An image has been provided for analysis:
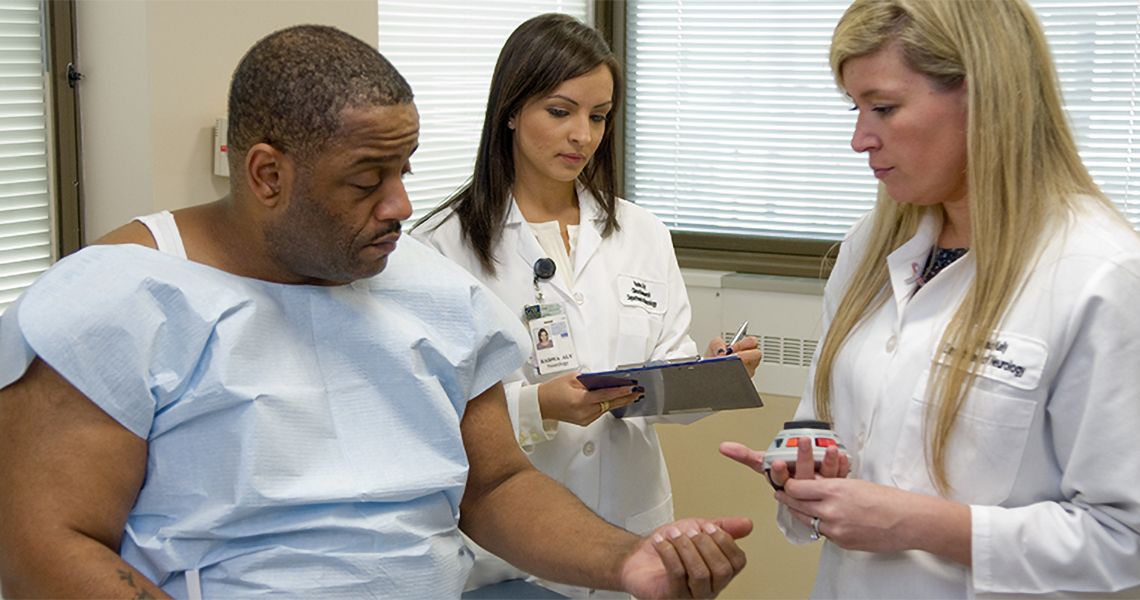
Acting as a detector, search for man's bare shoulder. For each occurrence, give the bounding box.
[92,220,157,249]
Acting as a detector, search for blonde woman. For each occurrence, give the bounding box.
[722,0,1140,597]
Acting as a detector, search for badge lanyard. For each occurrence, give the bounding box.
[523,258,580,375]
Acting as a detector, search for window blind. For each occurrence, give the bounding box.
[378,1,590,222]
[625,1,1140,241]
[1038,1,1140,227]
[0,0,50,314]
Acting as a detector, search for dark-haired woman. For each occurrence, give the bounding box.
[414,13,760,597]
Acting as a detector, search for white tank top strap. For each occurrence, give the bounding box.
[134,210,188,259]
[185,568,203,600]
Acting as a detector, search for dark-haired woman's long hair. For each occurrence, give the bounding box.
[416,13,623,275]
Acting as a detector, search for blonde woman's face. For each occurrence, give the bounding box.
[510,65,613,188]
[843,44,968,210]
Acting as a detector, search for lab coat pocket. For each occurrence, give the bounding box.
[890,371,1037,505]
[624,494,674,535]
[616,312,653,366]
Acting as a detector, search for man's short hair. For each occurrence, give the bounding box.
[227,25,413,171]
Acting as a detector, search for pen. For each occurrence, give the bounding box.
[725,320,748,355]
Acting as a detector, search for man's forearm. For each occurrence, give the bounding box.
[0,532,169,599]
[460,465,639,591]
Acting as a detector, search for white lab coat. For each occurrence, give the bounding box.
[780,200,1140,599]
[415,187,700,597]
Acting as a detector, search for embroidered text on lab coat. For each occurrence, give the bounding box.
[936,332,1047,390]
[618,274,666,314]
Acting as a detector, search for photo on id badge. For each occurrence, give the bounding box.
[529,315,577,375]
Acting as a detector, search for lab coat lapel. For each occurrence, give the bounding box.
[573,185,604,284]
[886,210,941,310]
[506,198,573,300]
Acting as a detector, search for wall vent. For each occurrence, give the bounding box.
[721,333,818,368]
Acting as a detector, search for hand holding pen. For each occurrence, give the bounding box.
[706,321,762,377]
[725,321,748,354]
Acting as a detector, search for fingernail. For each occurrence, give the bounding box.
[668,527,683,539]
[724,348,735,355]
[632,386,645,393]
[653,534,665,544]
[702,523,718,535]
[715,348,726,355]
[686,528,700,538]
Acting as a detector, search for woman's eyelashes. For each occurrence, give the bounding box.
[848,102,896,116]
[544,106,609,122]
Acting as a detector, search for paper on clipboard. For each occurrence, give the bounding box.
[576,354,762,418]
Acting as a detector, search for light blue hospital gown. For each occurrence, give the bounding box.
[0,238,529,598]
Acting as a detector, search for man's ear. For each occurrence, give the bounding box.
[244,143,293,207]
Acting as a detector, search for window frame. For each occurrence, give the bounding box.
[46,0,82,257]
[595,0,836,279]
[0,0,81,313]
[602,0,1140,280]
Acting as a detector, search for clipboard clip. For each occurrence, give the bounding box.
[617,355,702,370]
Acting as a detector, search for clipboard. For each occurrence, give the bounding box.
[576,354,763,418]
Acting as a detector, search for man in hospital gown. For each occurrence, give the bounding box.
[0,25,750,599]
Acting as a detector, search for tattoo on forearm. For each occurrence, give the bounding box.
[117,568,157,599]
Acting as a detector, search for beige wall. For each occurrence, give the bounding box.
[75,0,379,242]
[675,274,823,598]
[658,398,821,599]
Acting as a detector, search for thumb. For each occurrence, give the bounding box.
[714,516,754,540]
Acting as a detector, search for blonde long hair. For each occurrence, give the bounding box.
[815,0,1111,494]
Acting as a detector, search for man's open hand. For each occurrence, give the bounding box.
[619,516,752,599]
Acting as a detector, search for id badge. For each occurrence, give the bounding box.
[523,303,580,375]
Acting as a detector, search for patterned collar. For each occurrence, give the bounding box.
[918,246,968,288]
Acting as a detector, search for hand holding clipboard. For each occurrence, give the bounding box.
[577,354,762,418]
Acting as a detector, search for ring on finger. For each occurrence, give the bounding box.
[809,516,822,541]
[599,400,611,414]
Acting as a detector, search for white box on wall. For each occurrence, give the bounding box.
[213,118,229,177]
[683,270,825,398]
